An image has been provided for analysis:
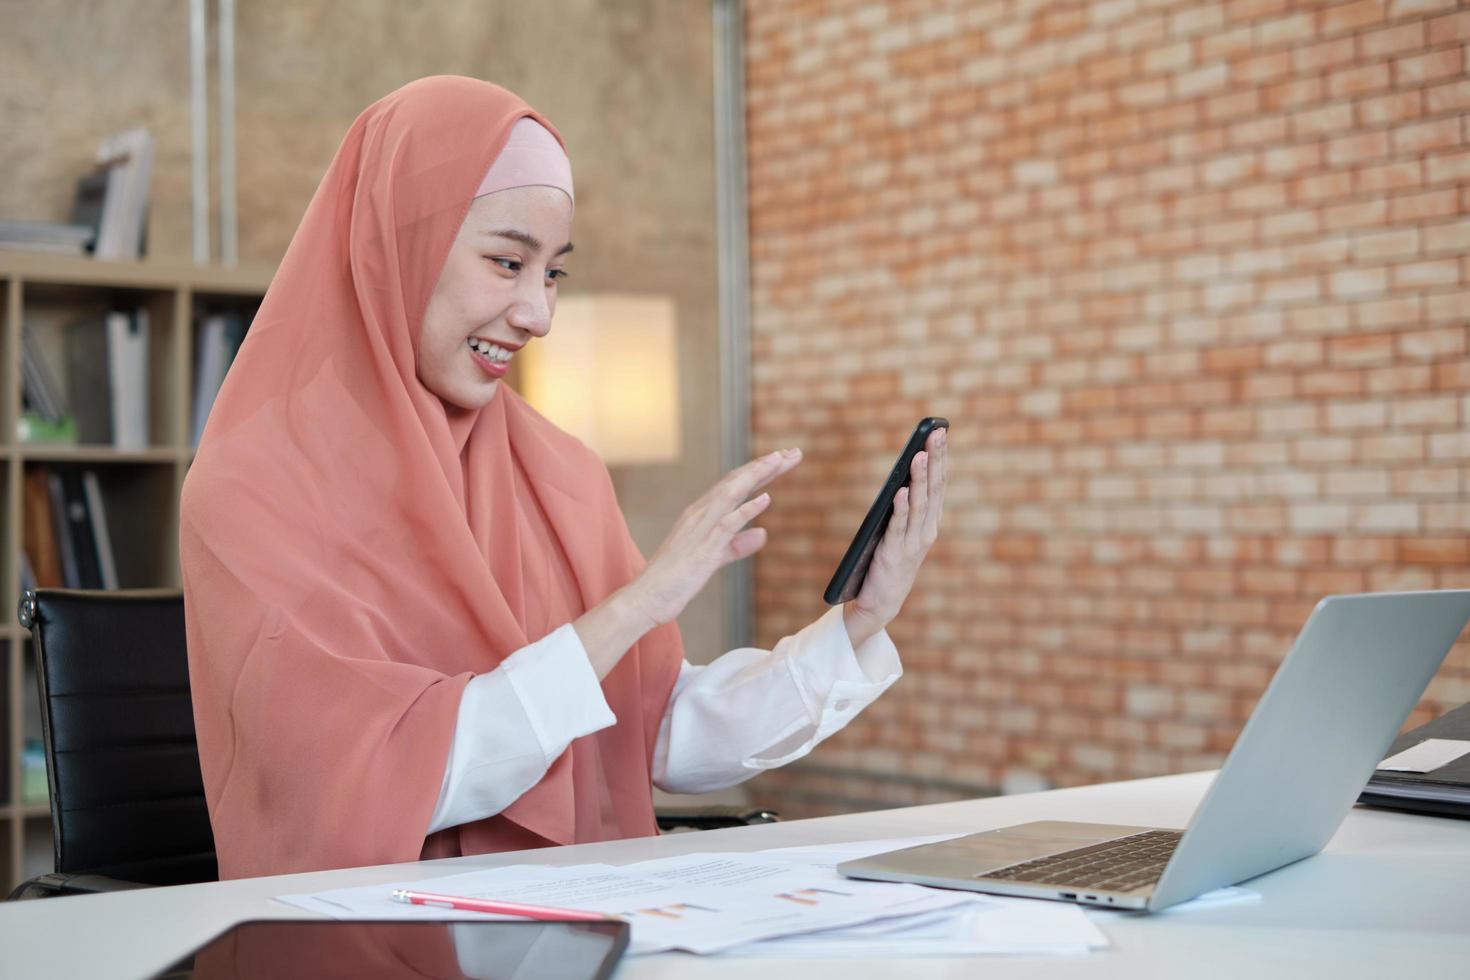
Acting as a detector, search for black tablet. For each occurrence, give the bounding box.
[823,417,949,605]
[150,919,630,980]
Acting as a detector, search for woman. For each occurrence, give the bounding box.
[181,75,947,879]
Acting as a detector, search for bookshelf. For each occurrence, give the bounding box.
[0,249,273,893]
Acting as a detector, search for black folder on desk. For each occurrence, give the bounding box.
[1358,702,1470,819]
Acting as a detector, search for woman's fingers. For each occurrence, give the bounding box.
[723,491,771,532]
[728,526,767,561]
[906,451,929,550]
[922,434,947,543]
[889,484,911,544]
[719,449,800,507]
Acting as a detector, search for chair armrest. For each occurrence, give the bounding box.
[655,805,781,831]
[6,872,151,900]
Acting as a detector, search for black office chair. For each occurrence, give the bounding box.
[9,589,218,899]
[8,589,774,900]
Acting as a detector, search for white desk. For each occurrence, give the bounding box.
[1,771,1466,978]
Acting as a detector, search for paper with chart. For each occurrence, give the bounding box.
[279,847,978,955]
[717,834,1110,956]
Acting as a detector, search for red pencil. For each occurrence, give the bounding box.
[390,888,615,922]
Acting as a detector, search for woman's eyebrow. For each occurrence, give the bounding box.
[481,228,574,256]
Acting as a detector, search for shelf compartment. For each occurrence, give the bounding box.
[18,281,180,451]
[22,461,179,590]
[188,293,260,449]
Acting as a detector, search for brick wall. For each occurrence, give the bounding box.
[742,0,1470,818]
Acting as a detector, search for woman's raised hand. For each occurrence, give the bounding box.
[842,426,948,648]
[626,448,802,629]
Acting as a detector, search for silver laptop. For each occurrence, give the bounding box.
[839,590,1470,911]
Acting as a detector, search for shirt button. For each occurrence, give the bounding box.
[834,699,853,712]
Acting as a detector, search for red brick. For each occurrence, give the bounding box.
[1356,90,1423,128]
[1392,190,1457,224]
[1320,0,1386,35]
[1392,118,1463,155]
[1426,11,1470,45]
[1425,78,1470,112]
[1399,539,1470,565]
[1359,21,1425,58]
[1392,48,1464,87]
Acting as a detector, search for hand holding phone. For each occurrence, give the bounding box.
[824,418,949,617]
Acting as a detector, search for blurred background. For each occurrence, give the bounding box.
[0,1,1465,887]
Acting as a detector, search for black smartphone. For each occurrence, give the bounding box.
[823,417,949,605]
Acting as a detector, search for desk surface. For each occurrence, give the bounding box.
[1,771,1466,978]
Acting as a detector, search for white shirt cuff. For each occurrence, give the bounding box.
[755,604,901,766]
[653,605,901,793]
[501,624,617,766]
[428,624,616,834]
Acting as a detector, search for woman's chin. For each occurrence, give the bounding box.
[442,380,500,413]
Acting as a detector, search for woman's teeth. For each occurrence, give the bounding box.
[468,338,513,363]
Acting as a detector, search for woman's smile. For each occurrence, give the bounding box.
[467,337,516,378]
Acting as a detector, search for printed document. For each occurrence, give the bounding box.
[279,834,1121,956]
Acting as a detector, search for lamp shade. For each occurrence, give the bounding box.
[518,294,682,464]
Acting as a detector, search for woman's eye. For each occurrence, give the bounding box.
[546,269,568,282]
[491,257,521,273]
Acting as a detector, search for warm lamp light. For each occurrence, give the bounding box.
[518,294,682,464]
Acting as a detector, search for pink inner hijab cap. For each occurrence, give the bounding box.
[476,117,574,204]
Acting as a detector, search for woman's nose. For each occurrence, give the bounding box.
[506,286,552,337]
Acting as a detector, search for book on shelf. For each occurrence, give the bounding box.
[0,220,93,256]
[89,127,154,261]
[45,471,80,588]
[82,471,119,589]
[192,312,248,445]
[65,318,110,444]
[63,307,150,448]
[26,465,117,590]
[110,308,150,449]
[22,468,64,589]
[20,549,38,595]
[21,323,70,426]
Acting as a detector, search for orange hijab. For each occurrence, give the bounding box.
[180,76,683,879]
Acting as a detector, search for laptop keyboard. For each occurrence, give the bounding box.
[980,829,1183,892]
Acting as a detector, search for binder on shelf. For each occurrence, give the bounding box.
[66,317,112,444]
[82,471,119,590]
[21,324,71,426]
[0,220,92,256]
[1359,703,1470,819]
[192,312,247,445]
[64,307,149,447]
[90,127,154,261]
[110,308,150,449]
[22,467,64,589]
[45,469,80,588]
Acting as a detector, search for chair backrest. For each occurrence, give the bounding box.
[19,588,217,886]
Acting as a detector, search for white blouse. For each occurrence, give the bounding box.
[428,605,901,833]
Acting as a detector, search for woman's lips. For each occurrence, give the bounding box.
[469,345,510,378]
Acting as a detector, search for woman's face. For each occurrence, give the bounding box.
[418,186,573,411]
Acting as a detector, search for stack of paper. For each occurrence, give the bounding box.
[278,835,1109,957]
[718,836,1109,957]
